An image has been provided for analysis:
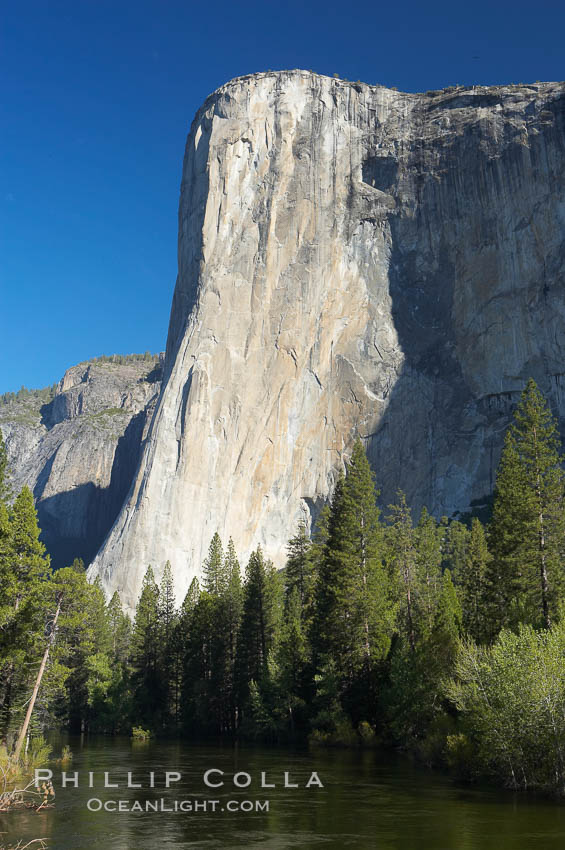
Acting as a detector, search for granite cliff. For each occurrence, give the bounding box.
[1,357,161,567]
[82,70,565,611]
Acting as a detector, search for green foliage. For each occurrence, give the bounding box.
[0,487,52,742]
[156,561,178,728]
[10,487,51,586]
[19,735,51,772]
[58,745,73,764]
[429,569,462,680]
[83,352,161,366]
[177,537,245,736]
[239,679,278,740]
[4,396,565,797]
[159,562,177,644]
[43,569,117,733]
[272,588,310,736]
[447,621,565,792]
[131,726,152,740]
[381,563,461,756]
[0,481,131,742]
[309,658,358,747]
[444,732,476,778]
[440,519,470,583]
[460,519,490,642]
[386,491,418,651]
[130,566,164,729]
[236,547,282,709]
[487,379,565,634]
[414,506,443,638]
[0,355,162,412]
[382,640,441,747]
[181,577,200,618]
[285,522,315,615]
[107,591,131,663]
[313,440,394,723]
[0,384,58,407]
[181,591,220,732]
[202,533,225,594]
[220,539,244,732]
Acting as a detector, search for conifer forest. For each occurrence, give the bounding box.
[3,379,565,795]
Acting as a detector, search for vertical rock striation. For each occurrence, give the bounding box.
[89,71,565,611]
[1,359,161,567]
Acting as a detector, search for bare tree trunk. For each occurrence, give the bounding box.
[538,509,551,629]
[360,524,371,664]
[533,426,551,629]
[406,582,415,653]
[1,662,15,733]
[12,596,62,763]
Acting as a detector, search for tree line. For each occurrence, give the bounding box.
[0,384,58,407]
[0,353,163,407]
[2,378,565,794]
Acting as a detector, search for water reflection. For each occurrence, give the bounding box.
[2,737,565,849]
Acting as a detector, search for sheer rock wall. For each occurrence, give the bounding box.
[88,71,565,610]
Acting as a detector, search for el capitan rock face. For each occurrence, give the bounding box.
[86,70,565,610]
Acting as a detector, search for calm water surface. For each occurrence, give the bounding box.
[3,736,565,849]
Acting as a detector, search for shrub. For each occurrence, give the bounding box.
[357,721,377,747]
[447,623,565,794]
[55,745,73,765]
[131,726,152,740]
[445,733,476,779]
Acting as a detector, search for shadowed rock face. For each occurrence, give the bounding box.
[1,360,161,568]
[89,70,565,611]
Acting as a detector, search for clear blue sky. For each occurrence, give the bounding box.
[2,0,563,393]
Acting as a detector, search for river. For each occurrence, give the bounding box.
[2,736,565,849]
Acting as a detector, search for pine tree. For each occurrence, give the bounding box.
[386,491,418,651]
[440,519,470,585]
[431,569,462,656]
[90,577,112,652]
[460,518,491,642]
[275,587,309,734]
[310,504,330,567]
[159,562,176,643]
[11,576,62,760]
[221,539,243,732]
[414,507,443,637]
[182,590,219,732]
[174,577,199,728]
[103,591,132,731]
[53,571,112,732]
[313,440,393,719]
[236,548,282,706]
[181,577,200,620]
[158,562,177,728]
[0,432,12,629]
[10,487,51,596]
[182,544,242,736]
[284,522,314,614]
[0,499,13,629]
[487,379,565,632]
[107,591,131,663]
[202,533,226,595]
[131,566,162,728]
[308,504,329,615]
[383,568,462,747]
[0,487,51,741]
[12,564,114,756]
